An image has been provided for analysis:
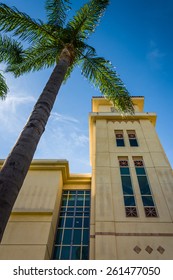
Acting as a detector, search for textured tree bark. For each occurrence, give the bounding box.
[0,47,72,242]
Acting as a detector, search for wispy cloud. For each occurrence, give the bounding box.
[0,64,90,173]
[0,88,36,133]
[51,112,79,124]
[0,66,36,159]
[146,40,165,68]
[35,112,90,172]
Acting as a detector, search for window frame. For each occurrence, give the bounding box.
[119,159,138,217]
[133,159,158,217]
[115,131,125,147]
[127,131,139,147]
[53,190,90,260]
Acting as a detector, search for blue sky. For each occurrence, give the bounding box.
[0,0,173,173]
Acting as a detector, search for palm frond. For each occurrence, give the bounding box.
[0,72,8,99]
[45,0,71,27]
[6,43,58,77]
[81,51,134,113]
[0,34,24,64]
[0,4,56,43]
[68,0,109,40]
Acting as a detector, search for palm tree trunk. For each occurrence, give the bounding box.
[0,47,72,242]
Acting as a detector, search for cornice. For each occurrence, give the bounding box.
[89,112,157,126]
[0,159,91,185]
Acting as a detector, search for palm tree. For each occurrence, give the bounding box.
[0,34,23,99]
[0,0,134,241]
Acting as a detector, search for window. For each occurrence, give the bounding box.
[127,131,138,147]
[115,131,125,147]
[119,159,138,217]
[134,159,157,217]
[53,190,90,260]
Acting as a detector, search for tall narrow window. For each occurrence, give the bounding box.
[53,190,90,260]
[127,131,138,146]
[119,159,138,217]
[134,159,157,217]
[115,131,125,147]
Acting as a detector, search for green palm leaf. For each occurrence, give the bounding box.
[0,34,23,64]
[68,0,109,39]
[81,51,134,113]
[0,4,56,43]
[0,72,8,99]
[45,0,71,27]
[6,44,57,76]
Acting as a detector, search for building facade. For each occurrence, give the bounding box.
[0,96,173,259]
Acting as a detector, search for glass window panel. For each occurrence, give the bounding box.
[121,176,133,194]
[71,246,81,260]
[60,211,66,216]
[76,207,83,212]
[120,167,130,175]
[84,217,90,228]
[83,229,89,245]
[66,212,74,216]
[76,212,83,216]
[116,139,125,146]
[53,190,90,260]
[63,190,68,194]
[135,167,146,175]
[129,139,138,146]
[58,217,64,227]
[69,191,77,194]
[65,218,73,228]
[62,196,68,206]
[76,195,84,206]
[84,212,90,217]
[142,196,154,206]
[66,207,74,212]
[124,196,136,206]
[73,229,82,244]
[74,217,82,228]
[61,246,70,260]
[55,229,63,244]
[85,196,90,206]
[77,191,85,194]
[137,176,151,195]
[53,246,60,260]
[68,195,75,206]
[82,246,89,260]
[63,229,72,245]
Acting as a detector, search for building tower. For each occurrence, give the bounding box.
[0,96,173,260]
[89,96,173,259]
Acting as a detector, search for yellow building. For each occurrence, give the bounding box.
[0,96,173,260]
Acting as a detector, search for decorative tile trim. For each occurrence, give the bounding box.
[157,246,165,254]
[133,246,141,254]
[145,246,153,254]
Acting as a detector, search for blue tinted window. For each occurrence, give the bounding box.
[134,159,157,217]
[121,176,134,195]
[61,246,70,260]
[53,190,90,260]
[137,176,151,195]
[119,159,137,217]
[142,196,154,206]
[116,139,125,146]
[71,246,81,260]
[129,139,138,146]
[124,196,136,206]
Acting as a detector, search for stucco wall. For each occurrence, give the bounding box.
[0,169,63,260]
